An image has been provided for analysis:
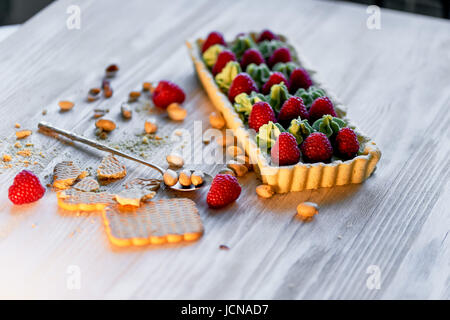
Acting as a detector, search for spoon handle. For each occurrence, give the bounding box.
[38,121,165,176]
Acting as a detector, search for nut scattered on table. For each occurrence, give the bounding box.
[102,79,110,90]
[179,170,192,187]
[2,154,12,162]
[105,64,119,78]
[216,134,235,147]
[163,169,178,186]
[87,88,101,102]
[93,108,108,118]
[144,120,157,134]
[167,103,187,121]
[227,160,248,177]
[16,130,32,139]
[235,154,252,171]
[14,123,20,128]
[120,103,132,119]
[209,111,226,129]
[256,184,274,199]
[95,119,116,132]
[296,202,319,222]
[142,82,153,92]
[218,168,236,176]
[227,145,243,157]
[103,86,113,98]
[129,91,141,102]
[58,101,74,111]
[191,170,204,186]
[166,153,184,168]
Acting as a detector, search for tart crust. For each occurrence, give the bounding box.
[186,35,381,193]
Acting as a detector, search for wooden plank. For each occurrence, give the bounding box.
[0,0,448,299]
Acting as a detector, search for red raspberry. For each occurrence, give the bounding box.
[212,50,236,76]
[8,170,45,205]
[277,96,309,128]
[289,68,312,93]
[202,31,226,53]
[261,72,288,95]
[240,49,265,71]
[152,80,186,109]
[271,132,301,166]
[308,97,337,124]
[228,73,259,102]
[300,132,333,163]
[335,127,360,159]
[257,29,280,43]
[248,101,277,131]
[267,47,292,68]
[206,174,241,208]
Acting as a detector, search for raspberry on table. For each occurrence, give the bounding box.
[206,174,241,208]
[152,80,186,109]
[8,170,46,205]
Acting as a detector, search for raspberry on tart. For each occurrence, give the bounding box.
[248,101,277,131]
[228,73,259,102]
[202,31,226,53]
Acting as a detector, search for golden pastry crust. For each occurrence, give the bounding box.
[53,161,85,190]
[97,154,127,180]
[102,199,204,247]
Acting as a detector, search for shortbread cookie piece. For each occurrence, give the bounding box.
[57,189,115,211]
[124,178,161,199]
[102,198,204,247]
[114,188,155,207]
[53,161,86,189]
[97,154,126,180]
[73,178,100,192]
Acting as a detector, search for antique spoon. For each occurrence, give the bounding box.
[38,121,212,191]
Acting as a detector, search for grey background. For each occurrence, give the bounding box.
[0,0,448,25]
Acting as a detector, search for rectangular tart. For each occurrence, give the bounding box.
[186,33,381,193]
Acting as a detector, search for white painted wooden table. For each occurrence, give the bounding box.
[0,0,448,300]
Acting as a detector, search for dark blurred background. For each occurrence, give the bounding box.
[0,0,448,26]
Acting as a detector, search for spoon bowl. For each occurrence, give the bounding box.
[168,170,213,192]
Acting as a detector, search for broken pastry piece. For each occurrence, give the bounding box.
[56,189,115,211]
[73,178,100,192]
[97,154,126,180]
[114,188,155,207]
[53,161,86,190]
[115,178,161,206]
[102,198,204,247]
[124,178,161,197]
